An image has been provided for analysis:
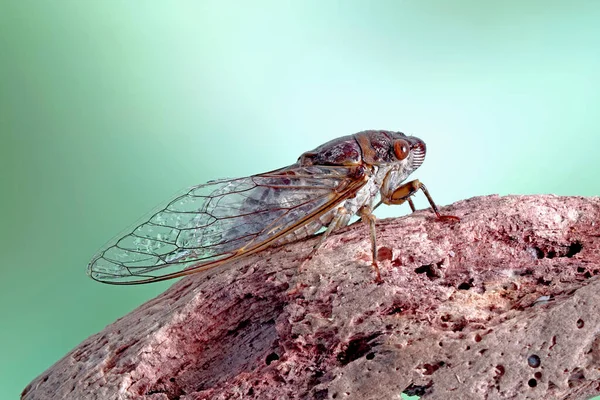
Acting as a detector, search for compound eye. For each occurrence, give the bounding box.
[393,139,410,160]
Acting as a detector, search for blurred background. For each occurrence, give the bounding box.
[1,1,599,398]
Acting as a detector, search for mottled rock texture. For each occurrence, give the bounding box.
[22,195,600,400]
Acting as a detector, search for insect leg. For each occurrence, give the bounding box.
[357,205,382,283]
[310,207,350,255]
[407,197,416,213]
[297,207,351,274]
[385,179,459,222]
[372,188,417,214]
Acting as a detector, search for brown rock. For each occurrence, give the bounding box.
[22,195,600,400]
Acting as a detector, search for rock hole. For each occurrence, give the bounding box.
[568,369,585,387]
[414,264,439,279]
[520,268,534,276]
[529,247,544,259]
[384,304,403,316]
[474,334,482,342]
[169,377,176,382]
[577,319,584,329]
[145,389,165,396]
[313,389,328,400]
[536,277,552,286]
[366,352,375,360]
[527,354,541,368]
[247,387,254,396]
[451,318,467,332]
[265,352,280,365]
[528,378,537,388]
[403,381,433,397]
[528,242,582,259]
[421,361,445,375]
[337,333,380,365]
[548,336,557,350]
[458,279,472,290]
[226,319,250,337]
[534,371,542,379]
[495,365,505,377]
[566,241,582,257]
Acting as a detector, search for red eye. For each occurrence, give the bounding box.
[393,139,410,160]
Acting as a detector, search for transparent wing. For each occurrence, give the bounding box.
[88,164,367,284]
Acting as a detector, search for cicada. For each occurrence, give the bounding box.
[88,130,457,284]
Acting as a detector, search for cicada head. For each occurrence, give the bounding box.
[355,130,426,175]
[357,130,428,200]
[388,133,426,171]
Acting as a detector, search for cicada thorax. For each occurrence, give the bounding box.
[297,134,363,167]
[258,134,399,248]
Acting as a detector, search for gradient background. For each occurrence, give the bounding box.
[2,1,599,399]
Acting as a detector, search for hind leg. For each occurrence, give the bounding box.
[298,207,351,270]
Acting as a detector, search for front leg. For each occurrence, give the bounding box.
[383,179,459,222]
[357,205,383,283]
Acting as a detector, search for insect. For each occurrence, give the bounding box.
[88,130,458,285]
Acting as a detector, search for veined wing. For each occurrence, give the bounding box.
[88,164,368,284]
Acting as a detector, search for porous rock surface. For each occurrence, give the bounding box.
[22,195,600,400]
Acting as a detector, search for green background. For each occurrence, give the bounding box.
[2,1,599,398]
